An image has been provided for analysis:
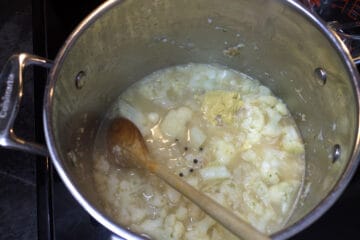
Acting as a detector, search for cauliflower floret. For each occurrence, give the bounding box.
[138,72,170,100]
[150,192,166,207]
[160,107,193,139]
[119,180,131,191]
[94,156,109,173]
[262,149,285,169]
[175,206,188,221]
[185,216,216,240]
[257,95,278,107]
[188,204,202,220]
[262,108,282,137]
[241,149,258,163]
[240,105,265,133]
[275,101,288,115]
[199,166,231,181]
[258,85,271,95]
[166,187,181,204]
[211,138,236,165]
[138,218,164,237]
[172,221,185,239]
[164,214,176,229]
[189,126,207,149]
[188,65,220,90]
[148,112,160,124]
[211,228,223,240]
[269,181,300,214]
[243,131,261,148]
[243,191,266,215]
[129,204,146,223]
[106,173,120,199]
[281,126,304,154]
[261,161,280,185]
[164,213,185,239]
[185,176,199,188]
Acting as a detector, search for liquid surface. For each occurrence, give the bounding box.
[93,64,305,240]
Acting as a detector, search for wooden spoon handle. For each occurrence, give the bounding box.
[149,161,271,240]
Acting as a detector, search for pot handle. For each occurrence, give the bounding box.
[0,53,52,156]
[327,21,360,65]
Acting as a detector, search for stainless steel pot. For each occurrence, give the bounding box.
[1,0,360,239]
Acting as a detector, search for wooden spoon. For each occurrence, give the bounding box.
[107,117,270,240]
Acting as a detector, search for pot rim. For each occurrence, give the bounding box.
[43,0,360,239]
[273,1,360,239]
[44,1,142,239]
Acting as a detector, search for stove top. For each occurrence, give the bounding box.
[32,1,360,239]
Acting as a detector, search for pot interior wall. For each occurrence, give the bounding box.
[50,0,357,236]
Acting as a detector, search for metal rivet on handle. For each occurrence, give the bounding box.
[314,67,327,86]
[75,71,86,89]
[332,144,341,163]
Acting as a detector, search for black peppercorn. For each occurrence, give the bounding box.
[179,172,184,177]
[193,159,198,164]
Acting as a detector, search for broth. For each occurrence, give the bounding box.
[93,63,305,239]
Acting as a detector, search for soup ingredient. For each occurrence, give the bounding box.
[201,90,243,125]
[107,117,269,240]
[93,63,305,240]
[160,107,193,139]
